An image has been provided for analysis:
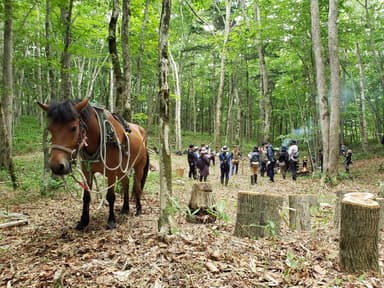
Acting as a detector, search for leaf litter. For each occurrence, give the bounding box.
[1,156,384,287]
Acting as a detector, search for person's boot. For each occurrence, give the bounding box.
[254,174,257,184]
[221,177,224,185]
[225,178,229,186]
[251,176,254,185]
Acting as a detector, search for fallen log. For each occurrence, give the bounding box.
[0,218,29,229]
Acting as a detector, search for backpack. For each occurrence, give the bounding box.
[291,150,299,161]
[221,153,229,168]
[250,153,259,167]
[188,150,195,162]
[251,153,259,163]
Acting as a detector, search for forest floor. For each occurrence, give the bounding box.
[1,154,384,287]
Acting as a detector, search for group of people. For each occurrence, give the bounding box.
[187,144,241,186]
[187,140,354,186]
[247,140,299,184]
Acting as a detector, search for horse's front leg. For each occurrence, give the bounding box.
[106,175,117,229]
[121,174,130,214]
[76,189,91,230]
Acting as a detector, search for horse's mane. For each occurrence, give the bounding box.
[47,99,92,124]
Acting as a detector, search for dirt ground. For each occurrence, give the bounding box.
[1,154,384,287]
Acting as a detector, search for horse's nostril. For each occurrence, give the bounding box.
[51,161,70,175]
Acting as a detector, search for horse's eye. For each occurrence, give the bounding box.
[70,126,77,133]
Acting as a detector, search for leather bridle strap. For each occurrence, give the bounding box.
[51,144,76,155]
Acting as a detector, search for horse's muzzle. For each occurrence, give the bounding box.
[50,160,72,175]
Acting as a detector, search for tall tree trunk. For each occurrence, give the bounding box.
[190,65,197,134]
[109,0,126,118]
[170,52,182,152]
[311,0,330,179]
[327,0,341,177]
[158,0,174,236]
[41,0,53,194]
[2,0,13,144]
[254,4,270,142]
[214,0,231,150]
[135,0,150,104]
[60,0,73,100]
[234,84,241,145]
[121,0,132,121]
[356,42,369,152]
[1,0,17,188]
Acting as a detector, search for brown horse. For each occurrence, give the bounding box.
[38,98,149,230]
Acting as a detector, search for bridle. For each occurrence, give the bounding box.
[50,119,88,164]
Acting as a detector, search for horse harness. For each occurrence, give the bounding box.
[79,106,131,163]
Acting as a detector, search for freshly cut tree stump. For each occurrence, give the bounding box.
[334,191,347,230]
[334,191,374,230]
[187,183,216,223]
[339,192,380,273]
[289,194,317,232]
[376,197,384,231]
[234,192,283,239]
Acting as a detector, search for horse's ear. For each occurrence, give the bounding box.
[74,98,90,113]
[37,102,49,111]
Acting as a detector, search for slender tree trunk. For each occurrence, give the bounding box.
[136,0,150,102]
[86,54,109,99]
[1,0,17,189]
[109,0,125,117]
[2,0,13,145]
[356,42,369,152]
[121,0,132,121]
[234,84,241,145]
[254,4,270,142]
[311,0,330,179]
[170,52,182,152]
[191,66,197,134]
[214,0,231,150]
[60,0,73,100]
[327,0,341,177]
[158,0,174,236]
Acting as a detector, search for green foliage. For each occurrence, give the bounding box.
[13,116,43,155]
[206,200,230,224]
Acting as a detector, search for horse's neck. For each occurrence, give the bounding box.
[83,108,101,155]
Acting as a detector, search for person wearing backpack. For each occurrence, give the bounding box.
[259,146,268,177]
[187,144,198,179]
[344,149,353,173]
[288,140,299,181]
[248,146,260,185]
[231,145,241,175]
[278,145,289,179]
[219,145,232,186]
[263,141,276,182]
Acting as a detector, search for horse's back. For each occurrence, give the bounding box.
[129,123,147,147]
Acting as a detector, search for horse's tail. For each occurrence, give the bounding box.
[141,150,150,190]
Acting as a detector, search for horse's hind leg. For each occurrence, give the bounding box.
[121,175,129,214]
[133,172,143,216]
[106,175,117,229]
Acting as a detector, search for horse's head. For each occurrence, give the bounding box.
[37,98,89,175]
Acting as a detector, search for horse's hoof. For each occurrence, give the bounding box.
[75,222,87,231]
[121,208,129,214]
[107,220,116,230]
[135,210,142,216]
